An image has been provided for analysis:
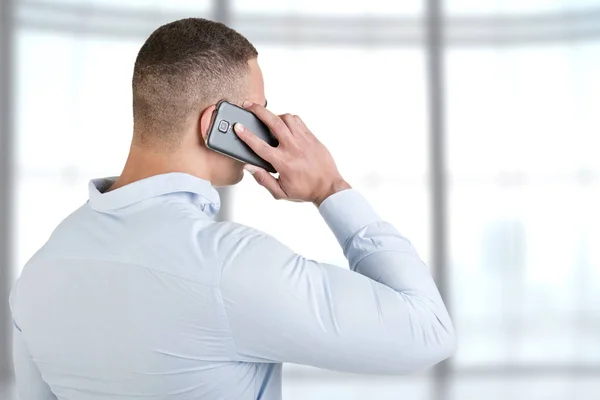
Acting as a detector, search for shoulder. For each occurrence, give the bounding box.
[198,220,279,254]
[200,221,294,274]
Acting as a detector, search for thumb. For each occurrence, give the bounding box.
[244,165,287,200]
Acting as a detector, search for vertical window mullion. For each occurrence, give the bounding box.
[0,0,16,382]
[426,0,450,400]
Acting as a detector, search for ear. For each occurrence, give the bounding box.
[199,104,217,142]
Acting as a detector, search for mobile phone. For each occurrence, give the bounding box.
[205,100,278,173]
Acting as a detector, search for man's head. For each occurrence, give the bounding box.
[131,18,265,186]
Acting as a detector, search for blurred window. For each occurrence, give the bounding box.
[232,0,422,16]
[21,0,211,12]
[447,44,600,367]
[447,0,600,14]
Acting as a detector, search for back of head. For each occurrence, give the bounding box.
[132,18,257,150]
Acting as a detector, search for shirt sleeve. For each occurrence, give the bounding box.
[12,323,58,400]
[219,189,456,374]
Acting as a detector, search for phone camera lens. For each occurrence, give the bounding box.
[218,120,229,133]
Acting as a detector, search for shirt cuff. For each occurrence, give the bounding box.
[318,189,381,248]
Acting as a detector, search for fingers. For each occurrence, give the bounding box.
[293,115,308,131]
[234,123,277,162]
[293,115,313,137]
[243,101,292,142]
[282,113,311,137]
[279,113,299,132]
[244,165,287,200]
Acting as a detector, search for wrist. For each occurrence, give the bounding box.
[313,178,351,207]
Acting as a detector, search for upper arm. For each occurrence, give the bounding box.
[219,232,455,374]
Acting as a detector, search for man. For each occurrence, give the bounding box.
[10,18,455,400]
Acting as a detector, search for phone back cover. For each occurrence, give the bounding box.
[206,101,278,173]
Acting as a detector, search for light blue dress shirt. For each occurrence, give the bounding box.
[10,172,455,400]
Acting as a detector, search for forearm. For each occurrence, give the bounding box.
[319,189,455,364]
[319,188,442,293]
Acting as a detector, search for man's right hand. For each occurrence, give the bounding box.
[234,101,350,206]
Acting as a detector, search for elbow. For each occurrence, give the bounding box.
[335,317,456,376]
[406,293,457,373]
[388,297,457,375]
[431,316,457,364]
[430,327,457,366]
[414,318,457,373]
[396,323,456,375]
[388,329,456,375]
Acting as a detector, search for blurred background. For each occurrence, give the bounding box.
[1,0,600,399]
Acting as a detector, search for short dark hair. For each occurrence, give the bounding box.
[132,18,258,148]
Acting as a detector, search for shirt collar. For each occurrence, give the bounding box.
[88,172,221,218]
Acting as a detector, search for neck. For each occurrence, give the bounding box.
[110,143,211,191]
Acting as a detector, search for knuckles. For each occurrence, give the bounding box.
[272,119,288,135]
[279,113,296,127]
